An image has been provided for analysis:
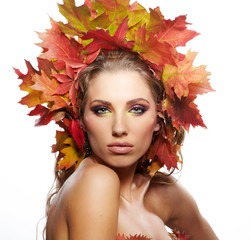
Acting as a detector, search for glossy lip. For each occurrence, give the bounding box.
[107,142,134,154]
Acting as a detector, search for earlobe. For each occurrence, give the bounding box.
[153,121,160,132]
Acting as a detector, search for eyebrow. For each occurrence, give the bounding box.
[90,98,150,105]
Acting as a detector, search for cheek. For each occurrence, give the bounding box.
[84,115,109,148]
[133,117,157,142]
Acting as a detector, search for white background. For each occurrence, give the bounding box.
[1,0,251,239]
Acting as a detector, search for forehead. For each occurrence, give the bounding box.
[87,70,155,103]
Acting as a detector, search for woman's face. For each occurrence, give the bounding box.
[82,70,160,169]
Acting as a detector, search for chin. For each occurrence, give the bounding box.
[93,153,140,169]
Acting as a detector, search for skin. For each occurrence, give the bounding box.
[46,70,218,240]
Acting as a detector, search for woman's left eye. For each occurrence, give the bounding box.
[129,106,147,115]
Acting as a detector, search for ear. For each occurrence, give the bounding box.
[153,118,160,132]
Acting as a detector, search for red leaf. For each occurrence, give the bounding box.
[158,15,199,47]
[28,104,53,126]
[170,229,190,240]
[133,25,177,66]
[146,7,164,33]
[82,17,134,53]
[163,95,206,131]
[68,119,85,152]
[37,20,85,70]
[116,234,151,240]
[152,133,178,170]
[116,234,126,240]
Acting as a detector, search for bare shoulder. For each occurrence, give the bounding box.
[146,173,218,240]
[62,157,121,212]
[145,174,182,223]
[50,158,120,240]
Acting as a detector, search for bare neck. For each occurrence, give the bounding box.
[112,163,138,202]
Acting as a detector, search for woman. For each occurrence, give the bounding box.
[45,50,218,239]
[15,0,218,239]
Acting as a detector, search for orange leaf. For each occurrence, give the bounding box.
[58,137,85,170]
[30,71,68,112]
[162,50,212,99]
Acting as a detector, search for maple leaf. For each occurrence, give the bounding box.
[28,104,53,126]
[82,17,134,53]
[158,15,199,48]
[163,95,206,131]
[57,136,85,170]
[162,50,212,99]
[93,0,130,31]
[116,234,151,240]
[133,25,177,66]
[146,7,164,33]
[128,2,149,29]
[116,234,126,240]
[15,58,56,108]
[58,0,91,33]
[126,234,152,240]
[170,229,190,240]
[151,130,179,170]
[30,71,68,112]
[51,130,69,153]
[14,61,42,108]
[37,20,85,70]
[28,104,65,126]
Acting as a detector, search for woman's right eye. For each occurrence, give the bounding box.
[91,106,110,115]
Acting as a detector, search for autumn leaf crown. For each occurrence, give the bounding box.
[15,0,213,174]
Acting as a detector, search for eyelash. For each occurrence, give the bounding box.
[91,106,110,115]
[91,105,148,116]
[129,105,147,115]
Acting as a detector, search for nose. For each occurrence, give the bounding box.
[112,113,128,137]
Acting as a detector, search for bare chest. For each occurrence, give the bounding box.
[117,176,171,240]
[118,198,171,240]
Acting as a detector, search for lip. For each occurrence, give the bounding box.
[107,142,134,154]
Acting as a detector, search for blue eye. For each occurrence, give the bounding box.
[129,105,147,115]
[91,106,110,115]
